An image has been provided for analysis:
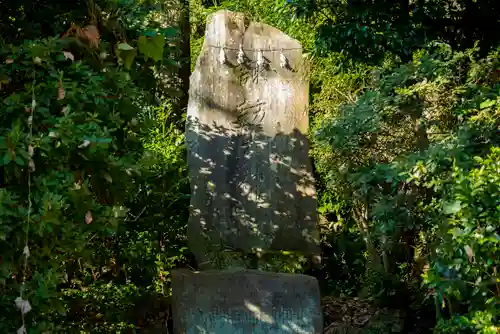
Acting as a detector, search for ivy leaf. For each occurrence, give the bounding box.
[150,35,165,61]
[138,36,149,61]
[116,43,137,69]
[116,47,137,70]
[117,43,134,51]
[138,35,165,62]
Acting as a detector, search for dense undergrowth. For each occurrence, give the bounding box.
[1,0,500,332]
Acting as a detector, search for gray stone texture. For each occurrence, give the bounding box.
[185,9,320,268]
[171,269,323,334]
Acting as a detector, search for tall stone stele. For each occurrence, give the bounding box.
[185,9,320,268]
[173,10,323,334]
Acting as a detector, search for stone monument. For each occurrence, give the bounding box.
[185,9,320,267]
[172,10,323,334]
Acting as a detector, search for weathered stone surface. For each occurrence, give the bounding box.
[171,269,323,334]
[185,9,319,267]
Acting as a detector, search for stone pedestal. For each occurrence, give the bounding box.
[171,269,323,334]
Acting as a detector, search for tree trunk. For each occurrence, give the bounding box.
[176,0,191,120]
[354,201,381,269]
[381,233,390,273]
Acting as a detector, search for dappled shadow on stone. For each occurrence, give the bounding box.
[171,269,323,334]
[186,114,320,268]
[184,8,319,269]
[173,9,323,334]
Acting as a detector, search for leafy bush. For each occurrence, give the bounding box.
[0,36,147,332]
[0,1,189,332]
[426,148,500,333]
[314,40,500,329]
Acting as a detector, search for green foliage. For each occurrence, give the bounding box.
[189,0,318,65]
[0,36,139,333]
[426,148,500,333]
[315,39,500,329]
[289,0,500,64]
[0,0,188,332]
[2,0,500,332]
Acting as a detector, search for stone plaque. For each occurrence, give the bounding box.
[186,10,320,266]
[171,269,323,333]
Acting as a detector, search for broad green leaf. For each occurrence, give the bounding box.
[443,200,462,215]
[117,43,134,51]
[117,49,137,70]
[1,152,11,166]
[138,36,149,60]
[14,155,24,165]
[479,99,496,110]
[138,35,165,62]
[150,35,165,61]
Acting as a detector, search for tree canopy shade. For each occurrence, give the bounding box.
[287,0,500,64]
